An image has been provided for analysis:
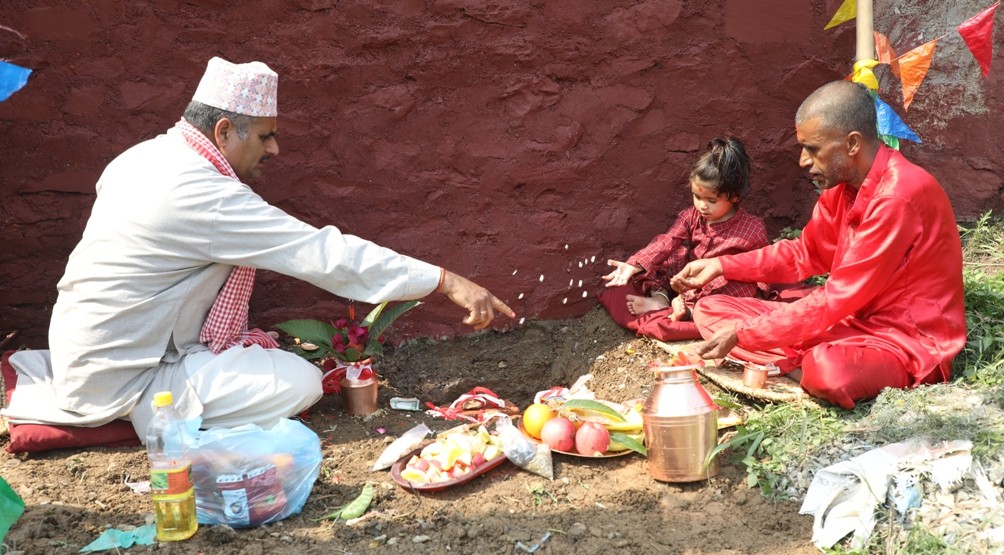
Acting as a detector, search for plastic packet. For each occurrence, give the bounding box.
[190,418,321,528]
[533,373,596,404]
[371,423,431,471]
[494,416,553,480]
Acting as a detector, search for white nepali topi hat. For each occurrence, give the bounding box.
[192,57,277,117]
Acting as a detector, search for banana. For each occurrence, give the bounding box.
[608,430,646,454]
[561,398,645,433]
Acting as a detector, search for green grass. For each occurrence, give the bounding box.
[955,211,1004,385]
[722,212,1004,553]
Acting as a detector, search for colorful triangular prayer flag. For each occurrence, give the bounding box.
[898,39,937,110]
[852,59,880,90]
[957,1,999,78]
[873,31,900,78]
[874,94,921,144]
[0,61,32,102]
[824,0,857,30]
[879,134,901,150]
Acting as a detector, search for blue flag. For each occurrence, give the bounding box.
[0,60,31,102]
[874,95,922,144]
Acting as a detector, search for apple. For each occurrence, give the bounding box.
[484,445,501,461]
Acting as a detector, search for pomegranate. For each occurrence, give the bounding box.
[539,417,576,452]
[575,422,611,456]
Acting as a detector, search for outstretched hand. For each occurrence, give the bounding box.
[437,270,516,330]
[602,260,642,287]
[670,258,724,293]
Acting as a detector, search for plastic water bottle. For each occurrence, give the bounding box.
[146,391,198,541]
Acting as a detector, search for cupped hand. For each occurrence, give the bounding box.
[669,258,724,293]
[694,325,739,359]
[438,270,516,330]
[602,260,642,287]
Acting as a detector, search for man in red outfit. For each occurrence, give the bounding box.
[670,81,966,409]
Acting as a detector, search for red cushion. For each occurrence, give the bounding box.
[2,350,140,453]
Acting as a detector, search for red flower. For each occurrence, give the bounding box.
[347,324,369,344]
[331,333,348,353]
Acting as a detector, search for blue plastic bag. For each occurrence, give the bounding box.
[190,418,321,528]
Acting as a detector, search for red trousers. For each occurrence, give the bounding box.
[692,294,930,409]
[598,282,702,342]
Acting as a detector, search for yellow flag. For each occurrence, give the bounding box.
[852,59,880,90]
[824,0,857,30]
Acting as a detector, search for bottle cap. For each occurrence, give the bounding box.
[153,391,174,407]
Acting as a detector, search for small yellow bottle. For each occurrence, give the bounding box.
[147,391,198,541]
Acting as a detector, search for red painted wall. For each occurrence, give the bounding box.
[2,0,1001,348]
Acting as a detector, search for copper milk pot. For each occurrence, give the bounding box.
[642,365,720,482]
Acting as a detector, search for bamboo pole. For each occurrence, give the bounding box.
[856,0,875,61]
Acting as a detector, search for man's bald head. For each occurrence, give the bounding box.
[796,81,879,142]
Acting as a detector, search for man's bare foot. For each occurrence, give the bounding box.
[626,294,670,315]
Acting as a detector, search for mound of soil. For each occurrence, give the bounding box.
[0,307,816,554]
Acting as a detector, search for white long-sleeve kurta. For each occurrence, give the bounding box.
[4,127,440,429]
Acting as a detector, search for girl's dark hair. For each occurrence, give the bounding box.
[689,136,751,202]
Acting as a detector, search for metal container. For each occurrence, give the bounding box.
[742,364,768,389]
[340,374,379,416]
[642,365,720,482]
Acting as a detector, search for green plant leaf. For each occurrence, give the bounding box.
[368,300,421,342]
[343,347,363,362]
[361,302,388,329]
[275,319,336,348]
[713,397,742,410]
[363,342,384,358]
[608,432,647,456]
[292,346,329,361]
[560,399,627,422]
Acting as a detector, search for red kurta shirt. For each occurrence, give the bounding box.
[719,146,966,383]
[628,206,769,304]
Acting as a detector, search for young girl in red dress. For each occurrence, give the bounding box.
[599,136,769,341]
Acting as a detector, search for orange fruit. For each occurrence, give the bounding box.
[521,403,555,439]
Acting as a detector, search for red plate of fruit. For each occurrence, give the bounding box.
[390,425,509,492]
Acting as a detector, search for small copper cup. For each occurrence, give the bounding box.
[742,365,768,389]
[340,376,379,415]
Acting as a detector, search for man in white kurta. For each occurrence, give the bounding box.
[2,57,513,440]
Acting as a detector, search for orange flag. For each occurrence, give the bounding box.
[898,39,937,110]
[873,31,900,78]
[957,1,999,77]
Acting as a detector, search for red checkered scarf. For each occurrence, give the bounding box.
[176,118,279,354]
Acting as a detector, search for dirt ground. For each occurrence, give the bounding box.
[0,307,817,554]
